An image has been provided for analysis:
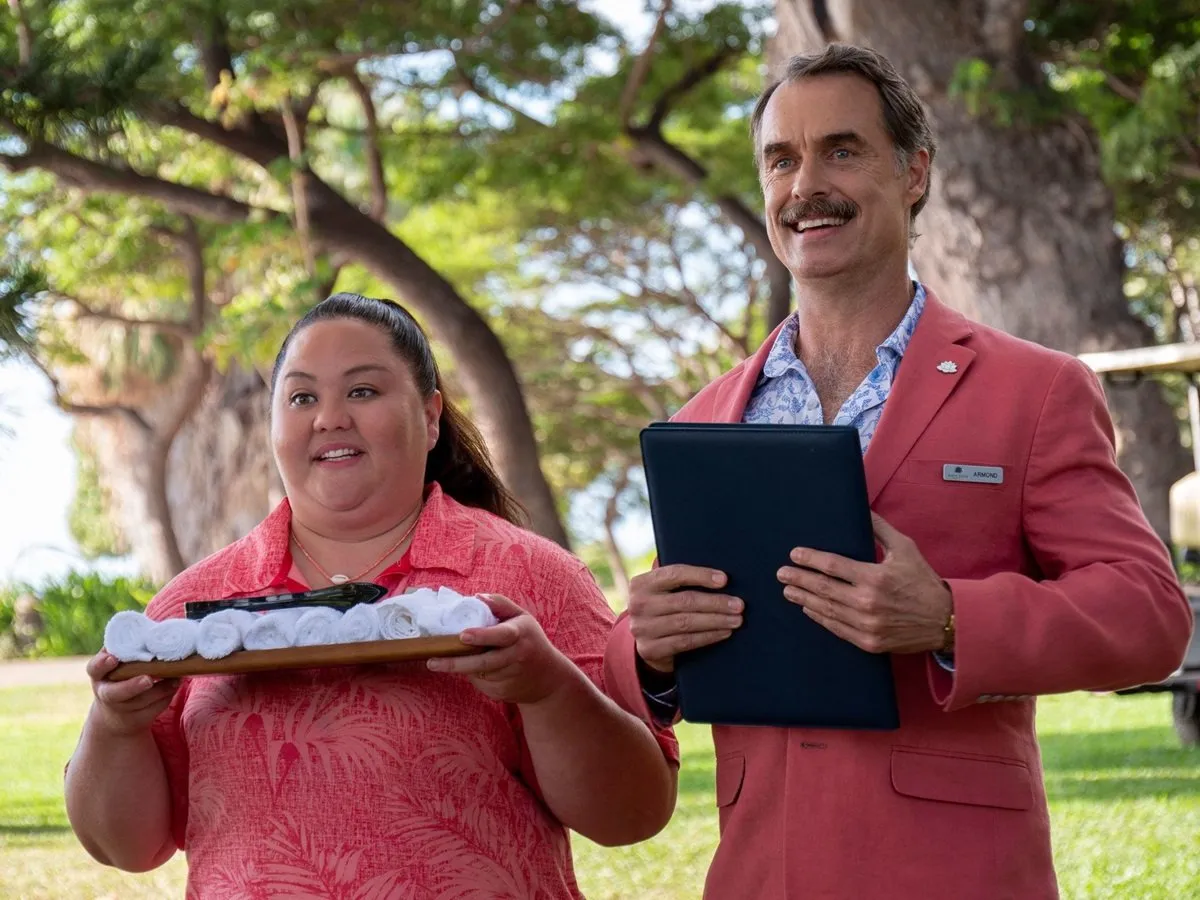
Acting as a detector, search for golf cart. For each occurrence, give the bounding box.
[1078,342,1200,746]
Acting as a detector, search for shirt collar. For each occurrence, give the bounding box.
[760,282,928,380]
[222,481,476,596]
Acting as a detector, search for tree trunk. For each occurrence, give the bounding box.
[602,485,632,604]
[143,437,188,579]
[74,361,275,582]
[309,181,571,548]
[773,0,1190,539]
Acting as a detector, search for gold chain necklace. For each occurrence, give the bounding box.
[291,508,422,585]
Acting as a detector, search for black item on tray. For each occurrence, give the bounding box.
[184,582,389,620]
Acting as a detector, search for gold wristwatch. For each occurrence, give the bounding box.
[941,610,956,653]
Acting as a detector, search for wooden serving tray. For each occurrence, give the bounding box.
[107,636,481,681]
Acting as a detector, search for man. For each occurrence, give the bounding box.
[603,44,1193,899]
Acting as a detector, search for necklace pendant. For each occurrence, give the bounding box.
[330,574,350,585]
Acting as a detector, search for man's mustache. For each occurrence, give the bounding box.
[779,199,858,226]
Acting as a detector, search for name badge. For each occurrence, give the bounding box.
[943,464,1004,485]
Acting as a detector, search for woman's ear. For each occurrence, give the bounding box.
[425,390,443,451]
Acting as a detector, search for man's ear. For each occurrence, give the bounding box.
[904,147,931,210]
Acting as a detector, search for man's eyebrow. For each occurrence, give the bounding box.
[819,130,867,147]
[761,140,793,160]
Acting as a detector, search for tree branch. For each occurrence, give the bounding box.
[454,61,549,128]
[179,218,209,335]
[645,46,736,132]
[66,294,195,338]
[26,354,152,432]
[346,71,389,221]
[665,230,748,356]
[618,0,673,126]
[1104,72,1142,104]
[624,130,790,326]
[1172,161,1200,182]
[315,0,528,74]
[196,11,234,91]
[157,344,212,447]
[280,100,316,275]
[7,0,32,67]
[1,139,273,223]
[149,104,288,168]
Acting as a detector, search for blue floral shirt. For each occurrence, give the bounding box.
[742,283,928,453]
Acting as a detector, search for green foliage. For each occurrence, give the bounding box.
[67,436,130,560]
[0,0,781,549]
[948,57,1070,128]
[1032,3,1200,235]
[0,572,158,659]
[0,264,48,361]
[0,593,13,637]
[573,541,615,589]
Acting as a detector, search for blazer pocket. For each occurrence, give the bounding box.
[715,753,746,808]
[890,747,1033,811]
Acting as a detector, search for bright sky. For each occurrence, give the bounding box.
[0,359,137,585]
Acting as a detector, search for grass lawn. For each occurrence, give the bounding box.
[1,683,1196,899]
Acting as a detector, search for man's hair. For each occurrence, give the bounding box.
[750,43,937,224]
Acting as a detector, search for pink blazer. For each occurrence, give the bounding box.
[604,292,1192,899]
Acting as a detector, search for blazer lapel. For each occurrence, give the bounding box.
[865,293,976,503]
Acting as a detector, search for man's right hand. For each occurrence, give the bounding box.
[86,651,179,737]
[628,565,744,674]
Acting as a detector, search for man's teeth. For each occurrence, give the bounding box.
[319,449,360,460]
[793,217,848,232]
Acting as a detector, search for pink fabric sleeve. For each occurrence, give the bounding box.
[930,357,1193,710]
[514,563,679,801]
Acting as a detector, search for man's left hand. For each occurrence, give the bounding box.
[778,512,952,654]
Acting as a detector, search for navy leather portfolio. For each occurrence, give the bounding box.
[640,423,900,729]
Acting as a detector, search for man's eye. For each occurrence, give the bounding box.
[774,158,793,170]
[832,148,852,160]
[289,392,315,407]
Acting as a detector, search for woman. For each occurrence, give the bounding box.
[65,293,679,898]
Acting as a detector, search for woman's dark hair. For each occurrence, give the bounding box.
[271,292,527,526]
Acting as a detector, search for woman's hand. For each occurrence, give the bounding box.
[86,651,180,737]
[426,595,574,705]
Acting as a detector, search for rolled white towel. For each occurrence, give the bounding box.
[196,608,257,660]
[376,598,421,640]
[144,617,200,661]
[243,608,305,651]
[437,595,498,635]
[397,588,443,635]
[295,606,344,646]
[334,603,381,643]
[103,610,155,662]
[402,587,440,608]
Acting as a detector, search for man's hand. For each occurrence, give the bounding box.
[777,513,951,654]
[627,565,744,674]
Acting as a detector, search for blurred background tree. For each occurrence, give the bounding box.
[0,0,1196,606]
